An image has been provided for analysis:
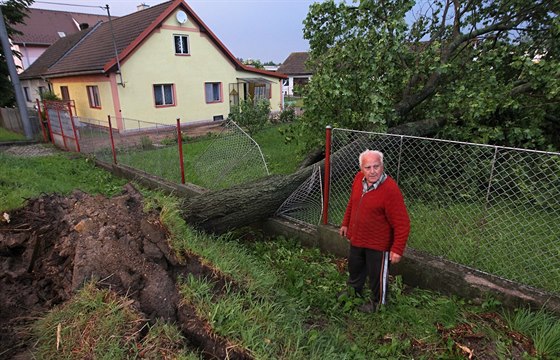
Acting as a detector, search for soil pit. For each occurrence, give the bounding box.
[0,184,251,359]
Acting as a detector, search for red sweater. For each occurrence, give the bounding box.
[341,173,411,255]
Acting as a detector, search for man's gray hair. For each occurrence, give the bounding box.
[359,149,384,166]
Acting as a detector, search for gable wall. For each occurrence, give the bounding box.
[113,9,282,126]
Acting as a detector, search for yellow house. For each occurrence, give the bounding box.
[36,0,286,130]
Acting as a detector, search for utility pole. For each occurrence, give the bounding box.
[0,4,32,139]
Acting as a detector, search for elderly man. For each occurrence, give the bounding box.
[339,149,410,312]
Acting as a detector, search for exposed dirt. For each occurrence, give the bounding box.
[0,184,251,359]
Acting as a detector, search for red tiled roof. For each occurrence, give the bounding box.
[44,0,285,79]
[11,8,110,46]
[19,26,97,80]
[47,1,172,77]
[278,52,312,75]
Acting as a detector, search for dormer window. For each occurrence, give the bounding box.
[174,34,189,55]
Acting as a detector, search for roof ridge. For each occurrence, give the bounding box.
[28,7,113,18]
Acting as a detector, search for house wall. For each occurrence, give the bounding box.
[12,44,48,72]
[111,9,282,126]
[50,76,114,122]
[20,78,50,108]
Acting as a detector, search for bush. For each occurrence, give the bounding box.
[228,99,270,135]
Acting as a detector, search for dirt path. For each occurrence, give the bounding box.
[0,184,251,359]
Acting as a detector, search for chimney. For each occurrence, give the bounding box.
[79,23,89,30]
[137,3,150,11]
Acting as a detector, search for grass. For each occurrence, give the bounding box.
[0,127,26,141]
[0,150,127,211]
[3,136,560,359]
[33,282,199,359]
[91,123,304,188]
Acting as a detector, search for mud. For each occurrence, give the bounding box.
[0,184,251,359]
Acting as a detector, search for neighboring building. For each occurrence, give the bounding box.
[19,27,96,109]
[11,8,110,72]
[277,52,312,96]
[20,0,286,129]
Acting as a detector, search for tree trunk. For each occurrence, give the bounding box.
[182,117,447,233]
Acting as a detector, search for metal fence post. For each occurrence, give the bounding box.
[36,99,48,142]
[108,115,117,165]
[322,125,332,225]
[67,102,80,152]
[177,118,186,184]
[42,100,55,145]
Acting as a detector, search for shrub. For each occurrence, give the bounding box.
[228,99,270,135]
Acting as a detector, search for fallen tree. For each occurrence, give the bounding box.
[182,117,445,233]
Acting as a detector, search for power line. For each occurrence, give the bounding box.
[33,1,103,10]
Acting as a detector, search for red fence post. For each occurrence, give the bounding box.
[322,125,332,225]
[36,99,48,142]
[176,118,185,184]
[67,102,80,152]
[108,115,117,165]
[42,100,55,145]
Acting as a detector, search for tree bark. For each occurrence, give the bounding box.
[182,117,447,233]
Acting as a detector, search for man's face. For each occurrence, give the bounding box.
[360,153,383,186]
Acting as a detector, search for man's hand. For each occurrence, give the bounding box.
[390,251,402,263]
[339,226,348,238]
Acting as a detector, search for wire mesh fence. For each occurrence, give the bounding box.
[77,116,181,182]
[77,117,269,190]
[275,164,323,225]
[283,127,560,294]
[191,120,269,190]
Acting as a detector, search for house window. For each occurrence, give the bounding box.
[38,86,46,99]
[174,35,189,55]
[254,83,271,100]
[205,82,222,103]
[23,87,31,102]
[60,86,70,101]
[153,84,175,106]
[86,85,101,108]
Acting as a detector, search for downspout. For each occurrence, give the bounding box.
[104,4,124,87]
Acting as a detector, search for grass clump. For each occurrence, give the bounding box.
[33,282,195,359]
[504,307,560,358]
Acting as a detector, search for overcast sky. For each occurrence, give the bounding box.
[31,0,320,64]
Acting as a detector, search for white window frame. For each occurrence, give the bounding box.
[153,84,175,107]
[205,82,222,103]
[86,85,101,108]
[174,34,189,55]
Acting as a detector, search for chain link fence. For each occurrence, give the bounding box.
[192,120,269,190]
[77,117,269,189]
[280,127,560,295]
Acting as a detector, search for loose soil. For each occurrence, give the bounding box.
[0,184,251,359]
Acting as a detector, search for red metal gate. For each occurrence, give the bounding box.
[42,100,80,152]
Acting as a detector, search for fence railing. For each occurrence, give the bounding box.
[324,128,560,294]
[77,117,269,190]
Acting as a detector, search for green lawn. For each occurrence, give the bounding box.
[2,151,559,359]
[0,127,26,141]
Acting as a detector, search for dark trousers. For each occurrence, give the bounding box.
[348,245,390,305]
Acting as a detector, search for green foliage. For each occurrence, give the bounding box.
[301,0,560,151]
[40,90,61,101]
[504,307,560,357]
[228,99,270,135]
